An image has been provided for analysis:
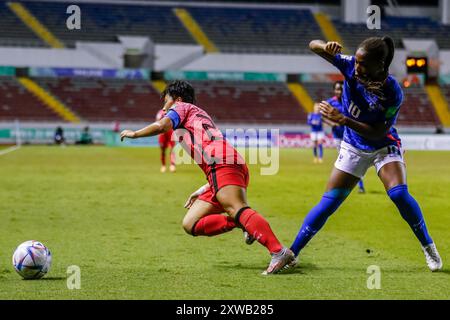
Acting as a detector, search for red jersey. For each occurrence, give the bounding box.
[164,102,245,176]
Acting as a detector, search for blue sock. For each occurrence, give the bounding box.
[290,188,350,256]
[358,179,365,190]
[318,144,323,159]
[387,184,433,246]
[313,146,317,157]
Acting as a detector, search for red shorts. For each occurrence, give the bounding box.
[158,131,174,149]
[198,164,249,213]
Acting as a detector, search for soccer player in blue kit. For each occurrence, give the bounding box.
[328,81,365,193]
[289,37,442,272]
[308,104,325,163]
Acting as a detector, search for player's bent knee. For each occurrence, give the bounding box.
[234,206,252,226]
[223,203,247,218]
[181,218,195,236]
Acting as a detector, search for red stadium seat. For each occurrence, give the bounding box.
[0,77,62,121]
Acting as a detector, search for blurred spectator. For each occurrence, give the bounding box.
[113,120,120,133]
[76,126,93,145]
[54,126,65,145]
[435,125,445,134]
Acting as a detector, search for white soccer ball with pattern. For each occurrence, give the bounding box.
[12,240,52,279]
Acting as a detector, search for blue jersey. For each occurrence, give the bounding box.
[327,96,344,139]
[308,113,323,132]
[332,54,403,151]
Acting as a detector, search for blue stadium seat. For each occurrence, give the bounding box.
[187,7,323,54]
[335,16,450,51]
[22,1,196,47]
[0,2,47,47]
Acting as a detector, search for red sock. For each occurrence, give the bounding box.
[238,208,283,254]
[193,215,236,236]
[160,148,166,166]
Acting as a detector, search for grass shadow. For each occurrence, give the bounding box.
[436,269,450,275]
[366,190,385,195]
[40,276,67,281]
[212,261,319,276]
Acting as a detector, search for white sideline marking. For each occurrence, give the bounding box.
[0,145,21,156]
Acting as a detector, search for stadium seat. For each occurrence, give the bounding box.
[441,84,450,109]
[191,80,307,124]
[23,1,196,47]
[0,76,62,121]
[187,7,322,54]
[0,2,47,47]
[34,78,306,124]
[335,16,450,51]
[34,77,162,122]
[4,76,440,126]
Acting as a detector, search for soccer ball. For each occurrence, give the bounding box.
[12,240,52,279]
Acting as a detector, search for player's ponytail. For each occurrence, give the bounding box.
[381,36,395,74]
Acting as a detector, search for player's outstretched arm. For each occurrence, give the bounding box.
[319,101,390,140]
[120,117,173,141]
[309,40,342,64]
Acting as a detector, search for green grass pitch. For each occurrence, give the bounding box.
[0,146,449,299]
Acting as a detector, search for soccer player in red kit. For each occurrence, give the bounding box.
[156,109,176,173]
[120,80,294,274]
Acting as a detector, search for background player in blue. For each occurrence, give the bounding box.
[327,81,365,193]
[289,37,442,272]
[307,103,324,163]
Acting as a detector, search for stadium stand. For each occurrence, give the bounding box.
[441,84,450,110]
[4,1,323,53]
[0,76,61,121]
[335,16,450,51]
[191,80,307,124]
[23,1,196,47]
[34,78,307,124]
[34,77,162,122]
[302,82,334,105]
[0,2,47,47]
[25,78,308,124]
[3,2,450,53]
[1,75,440,126]
[399,86,441,126]
[187,7,323,54]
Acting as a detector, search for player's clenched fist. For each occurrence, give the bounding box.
[319,100,346,125]
[120,129,136,141]
[325,41,342,55]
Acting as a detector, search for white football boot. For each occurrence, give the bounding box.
[262,247,295,275]
[283,255,299,271]
[422,242,443,272]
